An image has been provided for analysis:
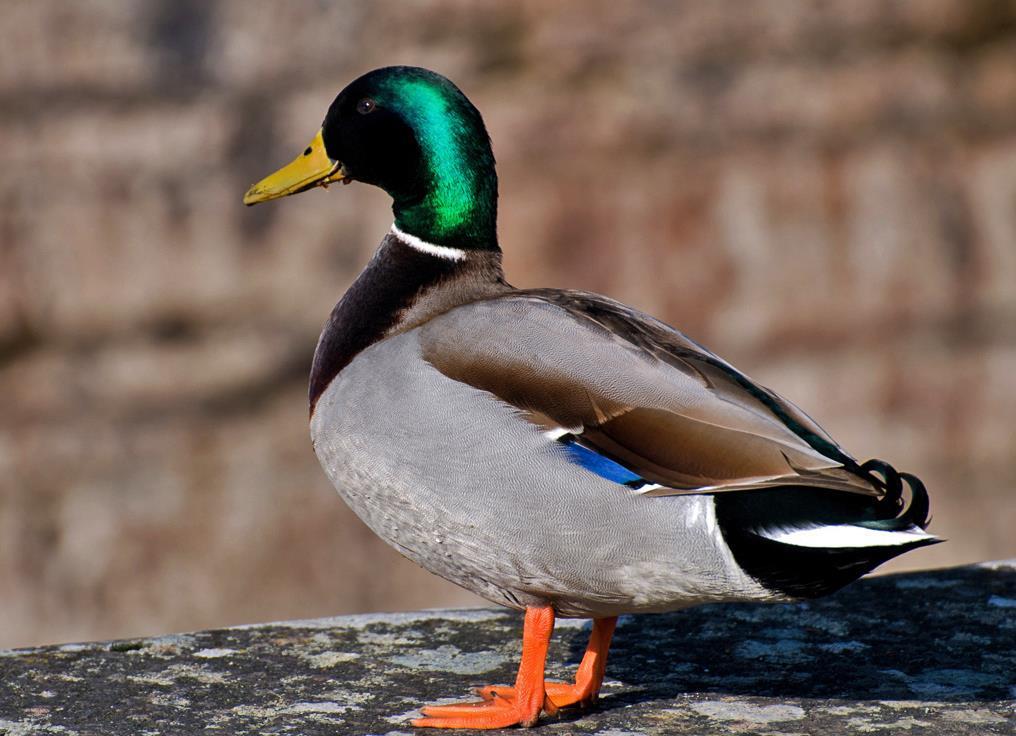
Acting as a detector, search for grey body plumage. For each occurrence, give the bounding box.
[308,231,937,616]
[310,293,778,618]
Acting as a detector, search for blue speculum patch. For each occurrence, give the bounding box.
[559,438,645,486]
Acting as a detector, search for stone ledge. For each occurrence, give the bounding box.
[1,561,1014,735]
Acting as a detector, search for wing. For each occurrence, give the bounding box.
[418,289,878,497]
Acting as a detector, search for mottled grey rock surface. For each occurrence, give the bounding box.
[2,562,1014,735]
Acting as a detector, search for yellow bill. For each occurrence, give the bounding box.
[243,129,345,205]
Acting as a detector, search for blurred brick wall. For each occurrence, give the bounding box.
[1,1,1015,647]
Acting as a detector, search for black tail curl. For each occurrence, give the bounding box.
[714,458,938,599]
[859,458,932,530]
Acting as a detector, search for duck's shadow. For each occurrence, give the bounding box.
[556,565,1014,708]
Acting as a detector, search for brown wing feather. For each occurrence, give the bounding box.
[419,290,877,498]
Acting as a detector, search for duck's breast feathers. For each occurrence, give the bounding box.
[418,289,875,497]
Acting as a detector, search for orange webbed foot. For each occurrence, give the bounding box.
[412,606,555,729]
[412,689,543,729]
[410,611,618,729]
[545,616,618,713]
[473,680,595,714]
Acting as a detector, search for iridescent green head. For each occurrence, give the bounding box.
[244,67,498,249]
[319,66,499,250]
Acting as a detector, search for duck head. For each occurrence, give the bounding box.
[243,66,498,251]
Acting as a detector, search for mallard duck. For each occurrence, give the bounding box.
[244,66,939,730]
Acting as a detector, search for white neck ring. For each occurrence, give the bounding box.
[390,224,467,262]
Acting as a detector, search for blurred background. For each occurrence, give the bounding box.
[2,0,1015,649]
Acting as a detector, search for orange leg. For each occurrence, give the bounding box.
[476,616,618,713]
[412,606,555,729]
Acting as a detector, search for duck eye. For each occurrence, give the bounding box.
[356,98,376,115]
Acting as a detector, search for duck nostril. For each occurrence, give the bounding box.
[303,147,312,156]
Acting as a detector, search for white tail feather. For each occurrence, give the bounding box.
[763,524,937,549]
